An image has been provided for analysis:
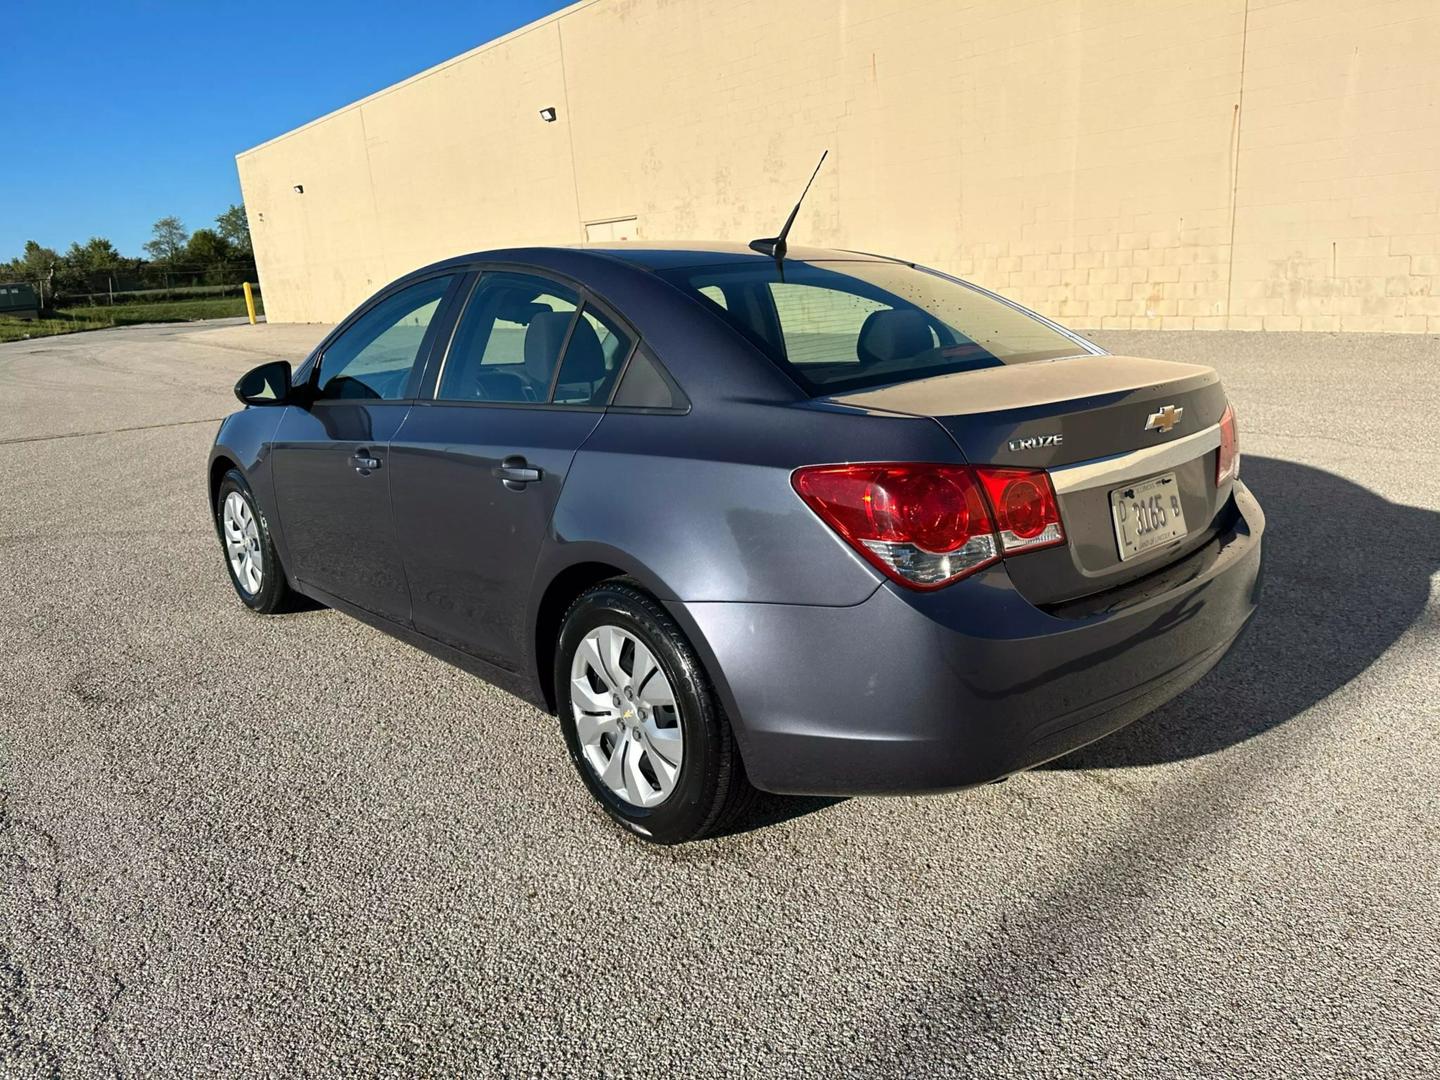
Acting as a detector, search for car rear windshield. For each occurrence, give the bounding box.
[658,259,1088,395]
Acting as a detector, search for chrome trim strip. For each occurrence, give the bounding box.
[1050,424,1221,494]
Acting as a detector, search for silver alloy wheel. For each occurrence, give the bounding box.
[222,490,264,595]
[570,624,683,808]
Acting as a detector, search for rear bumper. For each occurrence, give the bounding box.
[670,482,1264,795]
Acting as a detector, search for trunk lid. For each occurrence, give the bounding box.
[824,354,1234,605]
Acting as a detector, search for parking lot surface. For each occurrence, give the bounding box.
[2,319,1437,1078]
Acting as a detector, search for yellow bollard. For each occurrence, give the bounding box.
[242,282,257,325]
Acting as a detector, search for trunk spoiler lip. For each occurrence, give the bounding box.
[1049,423,1222,495]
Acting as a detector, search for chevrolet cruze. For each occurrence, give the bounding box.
[210,242,1263,843]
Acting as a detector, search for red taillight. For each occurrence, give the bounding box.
[791,462,1064,590]
[1217,403,1240,485]
[973,467,1066,553]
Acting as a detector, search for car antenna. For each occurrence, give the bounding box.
[749,149,828,280]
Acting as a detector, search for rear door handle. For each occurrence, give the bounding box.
[493,456,542,489]
[353,450,381,474]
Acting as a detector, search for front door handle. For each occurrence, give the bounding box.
[493,455,542,490]
[353,450,381,474]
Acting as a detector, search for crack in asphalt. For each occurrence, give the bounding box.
[0,418,224,447]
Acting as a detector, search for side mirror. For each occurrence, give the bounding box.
[234,360,293,406]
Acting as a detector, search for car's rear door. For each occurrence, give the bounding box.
[270,273,461,621]
[389,269,634,669]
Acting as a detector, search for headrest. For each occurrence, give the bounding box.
[856,309,933,366]
[524,311,575,382]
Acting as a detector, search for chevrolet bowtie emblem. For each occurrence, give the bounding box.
[1144,404,1183,433]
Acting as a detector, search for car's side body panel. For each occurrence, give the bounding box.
[269,401,415,621]
[550,402,963,607]
[209,406,288,564]
[389,402,605,670]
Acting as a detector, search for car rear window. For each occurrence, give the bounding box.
[658,260,1087,395]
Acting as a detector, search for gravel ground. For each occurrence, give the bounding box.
[2,319,1437,1078]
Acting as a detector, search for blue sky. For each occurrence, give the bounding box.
[0,1,569,260]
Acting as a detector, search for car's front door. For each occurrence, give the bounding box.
[271,273,459,621]
[389,270,634,669]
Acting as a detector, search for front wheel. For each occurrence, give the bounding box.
[555,581,755,844]
[215,468,292,614]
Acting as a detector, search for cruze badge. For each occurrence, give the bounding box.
[1145,404,1184,433]
[1008,433,1063,452]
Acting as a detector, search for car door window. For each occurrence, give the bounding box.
[437,273,581,403]
[552,306,633,405]
[316,275,455,400]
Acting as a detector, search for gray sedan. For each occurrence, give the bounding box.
[209,242,1263,843]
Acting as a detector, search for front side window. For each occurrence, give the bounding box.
[660,260,1086,395]
[316,276,454,400]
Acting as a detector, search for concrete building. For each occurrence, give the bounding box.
[237,0,1440,332]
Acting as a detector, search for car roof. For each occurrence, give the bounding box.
[570,241,903,272]
[420,241,904,277]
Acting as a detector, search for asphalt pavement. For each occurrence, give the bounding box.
[1,319,1437,1078]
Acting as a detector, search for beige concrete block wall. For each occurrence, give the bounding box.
[239,0,1440,331]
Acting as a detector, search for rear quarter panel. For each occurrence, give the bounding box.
[546,399,967,606]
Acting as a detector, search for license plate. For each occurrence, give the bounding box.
[1110,472,1187,561]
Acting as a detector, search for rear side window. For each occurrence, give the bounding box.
[435,272,632,406]
[317,275,454,400]
[437,273,580,403]
[658,260,1085,395]
[612,346,681,409]
[552,307,632,405]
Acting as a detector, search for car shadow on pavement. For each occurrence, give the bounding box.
[1048,454,1439,770]
[713,792,848,839]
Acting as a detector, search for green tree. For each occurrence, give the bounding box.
[65,236,123,271]
[55,237,125,297]
[184,228,234,267]
[215,204,252,257]
[142,216,189,265]
[20,240,60,278]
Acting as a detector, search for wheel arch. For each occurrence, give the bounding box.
[208,453,240,515]
[532,561,631,715]
[529,547,684,715]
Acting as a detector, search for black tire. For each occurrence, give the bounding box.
[555,581,756,844]
[215,468,292,614]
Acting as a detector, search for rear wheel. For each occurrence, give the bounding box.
[556,581,755,844]
[215,469,292,614]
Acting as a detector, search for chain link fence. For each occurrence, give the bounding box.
[57,263,259,307]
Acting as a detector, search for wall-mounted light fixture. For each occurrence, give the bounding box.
[538,107,557,123]
[293,184,305,194]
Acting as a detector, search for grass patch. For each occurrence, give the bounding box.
[0,296,263,343]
